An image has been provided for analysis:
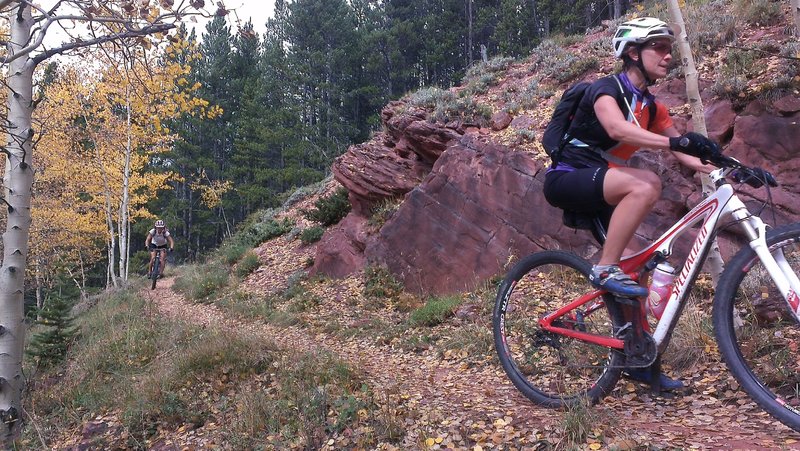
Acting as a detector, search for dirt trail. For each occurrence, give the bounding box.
[146,268,798,450]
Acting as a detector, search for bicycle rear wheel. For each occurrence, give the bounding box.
[713,223,800,432]
[493,251,625,408]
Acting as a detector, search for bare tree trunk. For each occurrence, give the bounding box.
[0,3,34,440]
[613,0,622,19]
[667,1,725,282]
[466,0,473,65]
[792,0,800,35]
[35,261,43,320]
[119,85,132,282]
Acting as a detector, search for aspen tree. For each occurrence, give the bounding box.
[0,0,220,442]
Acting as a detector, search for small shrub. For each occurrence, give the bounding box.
[734,0,782,26]
[529,40,596,84]
[235,251,261,278]
[221,243,248,266]
[712,48,759,102]
[283,178,329,209]
[27,294,78,367]
[368,198,402,229]
[407,86,493,126]
[781,41,800,78]
[431,96,493,126]
[249,217,295,245]
[363,265,404,300]
[300,226,325,245]
[302,187,351,226]
[461,56,515,95]
[684,0,737,55]
[173,263,230,301]
[514,128,537,143]
[407,87,451,109]
[462,56,515,82]
[408,296,462,327]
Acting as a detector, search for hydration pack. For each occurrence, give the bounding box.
[541,82,591,165]
[541,76,657,166]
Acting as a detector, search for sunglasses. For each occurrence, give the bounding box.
[645,41,673,56]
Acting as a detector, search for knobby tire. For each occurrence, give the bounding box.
[493,250,625,408]
[713,222,800,432]
[151,256,160,290]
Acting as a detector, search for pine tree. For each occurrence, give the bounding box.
[26,294,78,367]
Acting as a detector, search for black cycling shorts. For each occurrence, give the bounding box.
[543,167,612,212]
[149,243,168,251]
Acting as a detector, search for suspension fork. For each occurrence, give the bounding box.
[737,212,800,319]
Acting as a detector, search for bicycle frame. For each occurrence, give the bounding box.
[540,167,800,350]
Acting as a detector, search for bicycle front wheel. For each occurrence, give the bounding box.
[151,258,160,290]
[493,251,625,408]
[713,223,800,432]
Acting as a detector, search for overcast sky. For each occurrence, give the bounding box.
[194,1,276,37]
[36,1,276,48]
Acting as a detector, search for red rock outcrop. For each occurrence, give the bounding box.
[313,62,800,295]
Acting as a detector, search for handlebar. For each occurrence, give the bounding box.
[706,153,778,189]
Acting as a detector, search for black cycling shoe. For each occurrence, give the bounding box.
[589,264,648,298]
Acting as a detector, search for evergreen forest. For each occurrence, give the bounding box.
[29,0,635,299]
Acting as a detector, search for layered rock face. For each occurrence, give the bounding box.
[312,80,800,295]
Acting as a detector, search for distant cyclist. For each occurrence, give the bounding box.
[146,219,174,279]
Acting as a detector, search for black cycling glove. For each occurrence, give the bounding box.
[733,168,778,188]
[668,132,721,163]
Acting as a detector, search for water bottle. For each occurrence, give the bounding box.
[647,262,675,319]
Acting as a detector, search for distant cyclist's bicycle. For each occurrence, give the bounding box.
[149,248,166,290]
[493,154,800,432]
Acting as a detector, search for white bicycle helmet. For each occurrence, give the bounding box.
[612,17,675,58]
[154,219,165,228]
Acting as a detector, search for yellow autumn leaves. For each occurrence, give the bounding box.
[29,34,215,285]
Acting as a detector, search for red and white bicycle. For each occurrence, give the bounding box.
[493,154,800,432]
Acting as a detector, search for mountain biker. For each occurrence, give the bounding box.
[542,17,721,390]
[146,219,174,279]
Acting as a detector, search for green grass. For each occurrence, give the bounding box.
[173,263,231,302]
[235,251,261,278]
[220,242,248,266]
[21,285,404,449]
[408,296,462,327]
[363,265,404,301]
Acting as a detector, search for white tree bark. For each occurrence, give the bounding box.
[792,0,800,35]
[666,1,725,282]
[0,4,36,440]
[0,1,214,443]
[119,85,133,282]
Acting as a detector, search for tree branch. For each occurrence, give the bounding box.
[31,22,176,65]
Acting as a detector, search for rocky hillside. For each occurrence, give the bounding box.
[312,5,800,295]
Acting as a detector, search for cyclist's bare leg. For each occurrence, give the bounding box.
[598,167,661,265]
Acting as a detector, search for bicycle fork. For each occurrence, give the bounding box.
[737,211,800,320]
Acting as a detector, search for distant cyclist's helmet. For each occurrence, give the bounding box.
[154,220,165,228]
[612,17,675,58]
